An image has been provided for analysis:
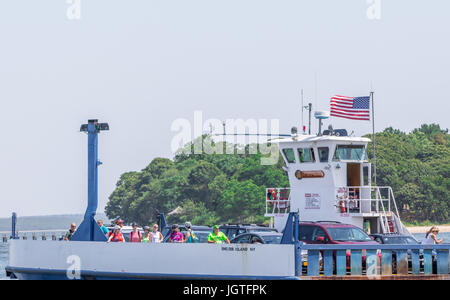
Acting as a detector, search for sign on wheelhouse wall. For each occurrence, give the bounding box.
[305,193,321,209]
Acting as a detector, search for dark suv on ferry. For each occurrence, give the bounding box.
[219,224,278,240]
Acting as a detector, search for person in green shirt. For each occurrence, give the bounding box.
[208,225,230,244]
[141,226,151,243]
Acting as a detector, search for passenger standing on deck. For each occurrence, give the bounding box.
[208,225,230,244]
[64,223,77,241]
[129,223,142,242]
[422,226,443,244]
[150,224,164,243]
[184,222,197,243]
[168,225,184,243]
[107,226,125,243]
[116,219,124,229]
[97,219,110,237]
[142,226,151,243]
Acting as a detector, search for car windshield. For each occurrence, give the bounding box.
[383,236,418,245]
[326,227,372,242]
[261,235,282,244]
[249,229,278,233]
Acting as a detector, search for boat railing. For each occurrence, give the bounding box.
[295,243,450,278]
[0,230,66,242]
[265,188,291,217]
[335,186,398,215]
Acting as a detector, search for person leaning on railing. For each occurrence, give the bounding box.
[422,226,443,245]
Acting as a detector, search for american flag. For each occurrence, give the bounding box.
[330,95,370,121]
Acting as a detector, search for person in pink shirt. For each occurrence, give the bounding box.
[129,223,142,242]
[168,225,184,243]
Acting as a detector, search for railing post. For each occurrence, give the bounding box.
[423,249,433,275]
[350,250,362,275]
[381,250,392,275]
[436,249,449,275]
[411,249,421,275]
[396,250,408,275]
[294,212,301,277]
[336,250,346,276]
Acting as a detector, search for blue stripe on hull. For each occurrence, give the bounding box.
[6,266,299,280]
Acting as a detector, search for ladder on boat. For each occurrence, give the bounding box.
[374,187,411,236]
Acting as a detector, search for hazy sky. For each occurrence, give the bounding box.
[0,1,449,218]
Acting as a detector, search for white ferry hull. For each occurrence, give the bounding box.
[6,240,297,280]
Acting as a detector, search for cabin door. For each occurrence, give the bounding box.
[346,163,361,213]
[346,163,361,187]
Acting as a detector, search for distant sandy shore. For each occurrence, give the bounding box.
[406,225,450,233]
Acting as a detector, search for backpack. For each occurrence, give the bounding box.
[188,230,199,243]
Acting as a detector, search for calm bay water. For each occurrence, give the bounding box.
[1,224,449,280]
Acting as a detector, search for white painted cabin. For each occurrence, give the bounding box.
[266,131,411,236]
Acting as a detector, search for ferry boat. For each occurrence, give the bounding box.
[5,119,448,280]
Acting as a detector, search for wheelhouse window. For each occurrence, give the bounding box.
[282,148,296,164]
[318,147,329,163]
[363,166,369,186]
[298,148,315,163]
[333,145,367,161]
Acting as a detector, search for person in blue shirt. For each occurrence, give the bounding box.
[97,219,110,237]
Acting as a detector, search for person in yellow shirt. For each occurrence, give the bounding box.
[208,225,230,244]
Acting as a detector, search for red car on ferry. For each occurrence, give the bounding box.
[298,221,380,269]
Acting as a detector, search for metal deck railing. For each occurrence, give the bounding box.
[1,230,66,242]
[265,188,291,216]
[295,243,450,278]
[335,186,406,234]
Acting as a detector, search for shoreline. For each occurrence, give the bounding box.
[406,225,450,234]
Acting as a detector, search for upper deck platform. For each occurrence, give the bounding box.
[270,134,371,144]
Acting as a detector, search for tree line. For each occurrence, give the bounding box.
[105,124,449,226]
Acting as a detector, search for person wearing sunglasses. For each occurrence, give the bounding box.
[151,224,164,243]
[422,226,443,245]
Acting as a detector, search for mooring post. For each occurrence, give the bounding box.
[10,212,17,240]
[70,120,109,242]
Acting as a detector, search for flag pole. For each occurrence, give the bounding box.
[301,89,304,132]
[371,91,376,185]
